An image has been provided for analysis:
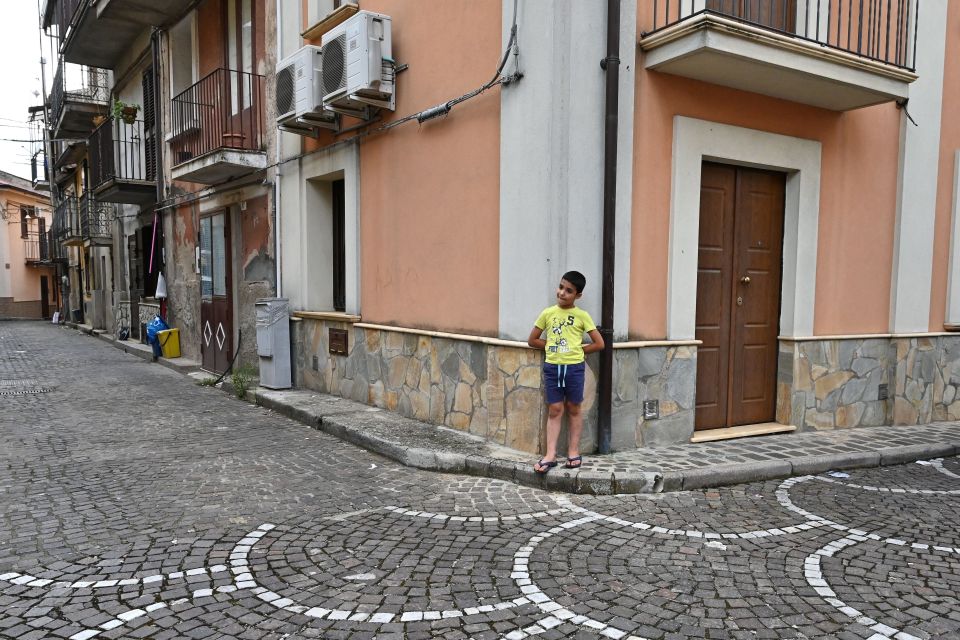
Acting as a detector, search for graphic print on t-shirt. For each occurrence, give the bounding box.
[548,314,575,355]
[535,305,596,365]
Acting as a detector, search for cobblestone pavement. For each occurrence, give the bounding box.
[2,321,959,639]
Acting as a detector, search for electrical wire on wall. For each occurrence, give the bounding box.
[366,0,521,131]
[150,0,523,214]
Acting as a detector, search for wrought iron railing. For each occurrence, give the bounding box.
[48,227,67,262]
[170,68,265,166]
[90,118,155,189]
[49,61,110,134]
[79,192,114,242]
[646,0,918,70]
[50,0,84,49]
[55,195,81,242]
[24,233,50,263]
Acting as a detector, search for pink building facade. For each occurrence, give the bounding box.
[275,1,960,454]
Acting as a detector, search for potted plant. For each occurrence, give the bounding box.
[112,100,140,124]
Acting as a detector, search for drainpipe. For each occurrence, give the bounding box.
[274,0,282,298]
[598,0,620,455]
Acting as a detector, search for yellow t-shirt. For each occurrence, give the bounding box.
[535,305,597,365]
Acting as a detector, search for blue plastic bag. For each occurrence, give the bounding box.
[146,315,169,358]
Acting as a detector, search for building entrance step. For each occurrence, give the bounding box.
[690,422,797,443]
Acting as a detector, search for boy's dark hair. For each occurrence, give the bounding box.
[562,270,586,294]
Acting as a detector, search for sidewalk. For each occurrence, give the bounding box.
[75,323,960,495]
[252,388,960,494]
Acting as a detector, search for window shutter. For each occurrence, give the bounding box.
[142,67,157,182]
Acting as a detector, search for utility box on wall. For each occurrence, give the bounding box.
[255,297,291,389]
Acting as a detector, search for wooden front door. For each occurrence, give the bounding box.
[200,210,233,374]
[40,276,50,319]
[695,162,785,430]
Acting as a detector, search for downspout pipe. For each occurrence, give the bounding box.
[598,0,620,455]
[274,0,282,298]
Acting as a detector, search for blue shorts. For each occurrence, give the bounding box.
[543,362,586,405]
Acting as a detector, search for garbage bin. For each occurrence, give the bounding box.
[157,328,181,358]
[255,297,291,389]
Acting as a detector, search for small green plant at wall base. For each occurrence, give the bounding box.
[197,377,218,387]
[231,365,258,398]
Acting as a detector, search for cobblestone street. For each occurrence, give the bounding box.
[2,321,959,639]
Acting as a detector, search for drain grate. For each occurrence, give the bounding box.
[0,388,52,396]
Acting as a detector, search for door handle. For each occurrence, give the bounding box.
[740,276,751,285]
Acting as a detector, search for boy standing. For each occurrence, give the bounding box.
[527,271,604,474]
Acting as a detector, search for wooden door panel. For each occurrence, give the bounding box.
[696,163,784,430]
[695,164,737,430]
[200,210,233,374]
[729,169,784,426]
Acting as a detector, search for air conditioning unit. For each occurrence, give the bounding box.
[320,11,395,118]
[275,44,339,133]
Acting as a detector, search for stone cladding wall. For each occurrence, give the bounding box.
[291,319,698,454]
[778,335,960,430]
[613,346,696,448]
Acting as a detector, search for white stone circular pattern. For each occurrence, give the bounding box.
[1,460,957,639]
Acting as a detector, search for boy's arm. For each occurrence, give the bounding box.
[527,326,546,350]
[582,328,605,354]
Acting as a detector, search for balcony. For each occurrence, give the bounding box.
[170,68,267,184]
[31,151,50,192]
[24,233,51,265]
[90,118,157,204]
[79,192,115,246]
[45,0,196,69]
[55,195,83,247]
[640,0,919,111]
[49,62,110,140]
[47,227,68,264]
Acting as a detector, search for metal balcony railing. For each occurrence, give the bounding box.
[23,233,50,263]
[79,192,114,242]
[50,0,84,49]
[170,68,265,166]
[90,118,155,189]
[47,227,67,262]
[55,195,81,242]
[646,0,919,70]
[49,61,110,134]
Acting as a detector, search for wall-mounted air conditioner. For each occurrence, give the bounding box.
[320,11,395,118]
[275,44,339,134]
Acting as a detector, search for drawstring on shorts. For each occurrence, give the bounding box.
[556,364,567,388]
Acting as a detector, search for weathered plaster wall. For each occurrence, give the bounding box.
[235,195,275,368]
[167,202,201,361]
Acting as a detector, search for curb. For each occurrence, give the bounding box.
[253,389,662,496]
[254,390,960,495]
[64,323,960,495]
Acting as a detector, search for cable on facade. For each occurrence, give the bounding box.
[150,0,522,214]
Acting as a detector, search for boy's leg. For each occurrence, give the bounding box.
[543,401,565,462]
[565,400,583,460]
[537,363,566,471]
[563,362,586,465]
